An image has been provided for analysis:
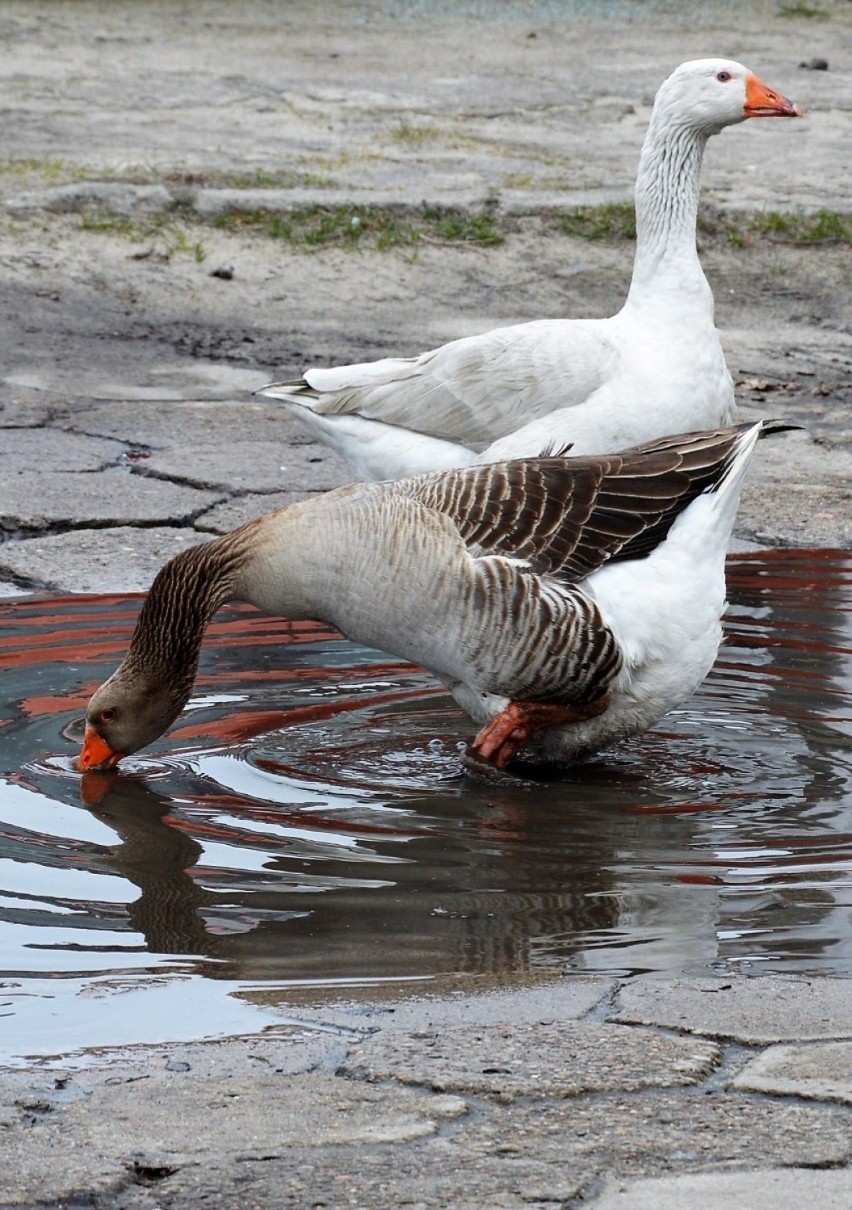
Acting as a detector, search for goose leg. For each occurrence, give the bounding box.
[471,694,611,769]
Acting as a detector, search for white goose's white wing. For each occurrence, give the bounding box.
[263,318,616,445]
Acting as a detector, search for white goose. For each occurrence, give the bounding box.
[80,422,767,775]
[258,60,800,481]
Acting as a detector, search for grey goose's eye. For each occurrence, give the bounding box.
[99,707,116,723]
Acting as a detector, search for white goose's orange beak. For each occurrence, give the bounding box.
[745,73,803,119]
[78,725,123,772]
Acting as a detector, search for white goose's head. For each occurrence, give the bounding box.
[653,58,802,137]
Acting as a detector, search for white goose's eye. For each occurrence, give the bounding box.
[716,70,733,83]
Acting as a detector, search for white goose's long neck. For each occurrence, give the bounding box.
[626,114,711,308]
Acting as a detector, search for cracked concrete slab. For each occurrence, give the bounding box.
[460,1089,852,1175]
[0,427,125,471]
[590,1168,852,1210]
[3,362,268,405]
[341,1021,720,1099]
[251,977,616,1034]
[0,392,60,427]
[150,1135,590,1210]
[145,440,348,494]
[0,1071,467,1206]
[611,976,852,1044]
[736,424,852,548]
[53,399,306,449]
[0,525,210,592]
[0,471,223,532]
[731,1040,852,1105]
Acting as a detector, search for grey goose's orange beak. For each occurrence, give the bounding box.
[78,725,123,772]
[745,73,803,118]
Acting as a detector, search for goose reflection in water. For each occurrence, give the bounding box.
[77,766,624,984]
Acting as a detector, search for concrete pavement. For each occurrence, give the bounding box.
[3,974,852,1207]
[0,2,850,1205]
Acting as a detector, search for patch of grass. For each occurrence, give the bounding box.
[557,203,636,241]
[710,208,851,247]
[208,166,338,190]
[213,204,503,249]
[79,209,151,240]
[425,210,504,246]
[78,208,209,260]
[0,161,340,192]
[555,203,849,247]
[71,197,849,259]
[0,160,167,186]
[0,157,67,182]
[390,122,443,145]
[170,227,206,262]
[231,168,280,188]
[777,2,829,17]
[214,205,416,248]
[749,209,850,243]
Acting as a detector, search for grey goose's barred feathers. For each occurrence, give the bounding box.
[406,423,752,583]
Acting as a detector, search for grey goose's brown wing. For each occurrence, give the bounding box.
[405,424,751,583]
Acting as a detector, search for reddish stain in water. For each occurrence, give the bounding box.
[172,685,442,744]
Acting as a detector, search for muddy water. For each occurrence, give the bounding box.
[0,550,850,1062]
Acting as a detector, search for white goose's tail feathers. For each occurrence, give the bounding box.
[255,377,318,406]
[256,357,422,414]
[704,416,807,536]
[255,379,476,481]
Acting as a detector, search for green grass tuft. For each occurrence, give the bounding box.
[777,2,829,18]
[423,209,504,246]
[390,123,442,145]
[557,203,636,241]
[749,209,850,243]
[79,210,149,239]
[213,204,503,248]
[71,198,849,256]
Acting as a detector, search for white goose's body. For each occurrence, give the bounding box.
[80,423,766,773]
[259,61,800,480]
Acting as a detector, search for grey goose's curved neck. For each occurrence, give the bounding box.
[123,530,253,686]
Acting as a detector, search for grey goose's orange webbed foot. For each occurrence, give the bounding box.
[470,694,611,769]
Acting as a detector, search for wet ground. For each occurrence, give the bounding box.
[0,1,850,1206]
[2,548,850,1068]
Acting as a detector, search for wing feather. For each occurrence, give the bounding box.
[404,425,749,583]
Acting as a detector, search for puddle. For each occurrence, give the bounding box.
[0,550,850,1063]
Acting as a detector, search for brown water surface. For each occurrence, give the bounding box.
[0,550,850,1062]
